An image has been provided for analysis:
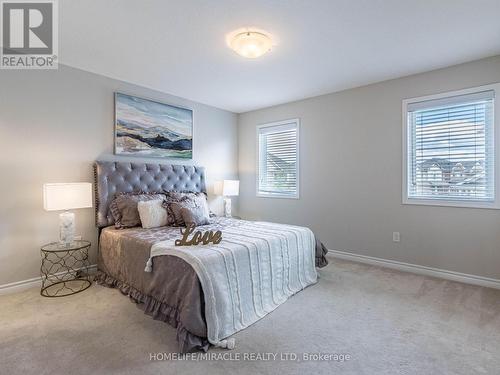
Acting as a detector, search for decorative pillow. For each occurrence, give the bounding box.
[180,206,210,227]
[162,192,186,226]
[137,200,168,229]
[164,192,209,226]
[110,192,165,228]
[165,191,205,203]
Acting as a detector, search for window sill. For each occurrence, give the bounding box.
[402,198,500,210]
[257,192,299,200]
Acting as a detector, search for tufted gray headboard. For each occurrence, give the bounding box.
[94,161,206,228]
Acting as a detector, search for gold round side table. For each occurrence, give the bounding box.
[40,240,92,297]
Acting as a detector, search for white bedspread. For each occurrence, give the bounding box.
[145,220,318,346]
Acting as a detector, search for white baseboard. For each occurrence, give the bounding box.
[0,264,97,296]
[328,249,500,290]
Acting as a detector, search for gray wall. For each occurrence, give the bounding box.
[0,65,238,286]
[238,55,500,280]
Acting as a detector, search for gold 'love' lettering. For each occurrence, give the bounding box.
[175,224,222,246]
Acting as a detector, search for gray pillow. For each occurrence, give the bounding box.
[165,191,200,201]
[110,192,166,228]
[165,192,210,226]
[180,206,210,227]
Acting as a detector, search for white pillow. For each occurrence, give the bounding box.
[137,200,168,229]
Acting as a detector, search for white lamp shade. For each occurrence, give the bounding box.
[43,183,93,211]
[214,180,239,197]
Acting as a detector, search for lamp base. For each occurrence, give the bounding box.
[223,198,232,218]
[59,211,75,246]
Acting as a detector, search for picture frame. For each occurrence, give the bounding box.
[114,92,193,159]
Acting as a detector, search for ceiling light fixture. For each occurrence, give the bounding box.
[227,28,274,59]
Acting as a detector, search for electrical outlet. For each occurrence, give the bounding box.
[392,232,400,242]
[74,235,82,241]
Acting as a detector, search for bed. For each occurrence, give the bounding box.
[94,161,328,352]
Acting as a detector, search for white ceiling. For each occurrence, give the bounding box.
[60,0,500,113]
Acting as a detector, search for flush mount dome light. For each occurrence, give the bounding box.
[227,29,274,58]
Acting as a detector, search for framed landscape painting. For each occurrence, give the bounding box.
[114,93,193,159]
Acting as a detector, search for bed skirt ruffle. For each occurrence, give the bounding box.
[95,271,209,353]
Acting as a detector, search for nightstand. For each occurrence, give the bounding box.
[40,240,92,297]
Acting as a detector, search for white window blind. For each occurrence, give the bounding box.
[406,90,495,203]
[258,120,299,198]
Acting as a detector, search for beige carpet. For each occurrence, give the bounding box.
[1,255,499,375]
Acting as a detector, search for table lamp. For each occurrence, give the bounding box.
[43,183,93,246]
[214,180,239,217]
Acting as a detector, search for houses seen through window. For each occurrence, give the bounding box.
[405,89,495,205]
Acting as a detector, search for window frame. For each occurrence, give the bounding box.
[402,83,500,209]
[256,118,300,199]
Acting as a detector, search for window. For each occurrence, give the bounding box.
[257,119,299,198]
[403,84,500,208]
